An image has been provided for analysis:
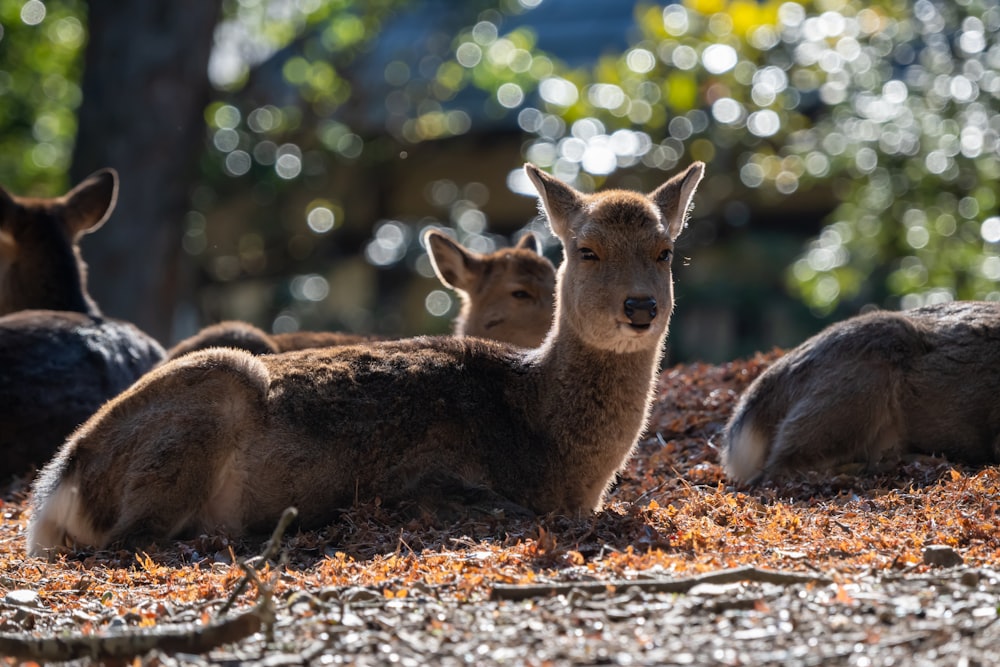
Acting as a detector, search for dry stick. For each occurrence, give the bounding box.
[0,507,298,663]
[489,565,832,602]
[219,506,299,615]
[0,602,268,662]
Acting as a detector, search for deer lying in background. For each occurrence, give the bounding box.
[27,161,704,555]
[722,301,1000,484]
[165,231,555,360]
[0,170,165,478]
[424,229,554,348]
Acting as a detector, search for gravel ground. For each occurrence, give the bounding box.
[109,566,1000,666]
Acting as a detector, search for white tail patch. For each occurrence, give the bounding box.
[722,422,770,484]
[27,475,107,557]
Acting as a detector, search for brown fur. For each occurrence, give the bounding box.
[165,233,555,360]
[165,322,375,359]
[27,162,704,555]
[722,301,1000,483]
[0,171,165,478]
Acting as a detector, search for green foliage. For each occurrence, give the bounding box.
[0,0,85,195]
[782,1,1000,312]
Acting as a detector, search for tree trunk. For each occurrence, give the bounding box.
[71,0,221,343]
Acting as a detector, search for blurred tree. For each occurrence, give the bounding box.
[6,0,999,352]
[0,0,490,341]
[71,0,220,342]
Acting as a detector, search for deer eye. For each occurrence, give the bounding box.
[657,248,673,263]
[579,247,599,261]
[512,290,531,300]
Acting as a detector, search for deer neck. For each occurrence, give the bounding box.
[523,317,664,512]
[530,317,664,444]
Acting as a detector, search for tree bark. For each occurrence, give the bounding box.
[71,0,222,342]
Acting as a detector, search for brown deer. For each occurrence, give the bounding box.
[424,229,555,348]
[722,301,1000,484]
[0,170,165,478]
[27,161,704,555]
[164,232,555,360]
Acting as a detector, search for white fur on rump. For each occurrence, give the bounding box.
[721,421,769,484]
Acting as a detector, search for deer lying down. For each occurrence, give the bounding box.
[27,162,704,555]
[0,170,165,478]
[722,301,1000,484]
[164,231,555,359]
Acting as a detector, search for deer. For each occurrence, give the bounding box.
[722,301,1000,484]
[0,169,165,479]
[164,231,555,360]
[27,161,705,556]
[423,229,555,348]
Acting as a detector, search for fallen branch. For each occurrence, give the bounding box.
[0,596,270,662]
[489,565,832,601]
[0,507,299,663]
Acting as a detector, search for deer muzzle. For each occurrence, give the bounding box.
[623,296,657,327]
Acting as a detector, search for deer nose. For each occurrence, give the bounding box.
[623,296,657,326]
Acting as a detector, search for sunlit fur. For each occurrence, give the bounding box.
[0,171,164,477]
[28,162,704,556]
[722,301,1000,483]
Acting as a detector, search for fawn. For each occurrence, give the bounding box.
[722,301,1000,484]
[0,170,165,478]
[165,231,555,360]
[27,161,704,555]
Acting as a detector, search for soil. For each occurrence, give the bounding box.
[1,350,998,665]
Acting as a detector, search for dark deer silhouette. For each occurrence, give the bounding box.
[0,170,165,478]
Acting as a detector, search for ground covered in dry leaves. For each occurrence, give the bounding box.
[2,351,999,665]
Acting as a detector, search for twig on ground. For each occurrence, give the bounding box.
[219,506,298,615]
[0,587,273,662]
[489,565,832,601]
[0,508,298,663]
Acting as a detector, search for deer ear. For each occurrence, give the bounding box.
[423,228,481,292]
[650,162,704,241]
[63,168,118,238]
[514,231,541,255]
[524,163,583,241]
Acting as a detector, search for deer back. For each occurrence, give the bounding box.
[723,301,1000,483]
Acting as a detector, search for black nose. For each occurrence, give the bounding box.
[624,296,657,326]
